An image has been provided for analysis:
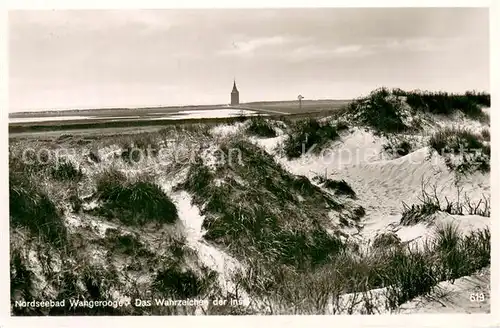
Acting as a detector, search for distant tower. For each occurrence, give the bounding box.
[231,79,239,105]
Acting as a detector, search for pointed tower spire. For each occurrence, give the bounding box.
[231,78,239,105]
[232,78,238,92]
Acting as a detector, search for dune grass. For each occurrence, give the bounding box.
[91,169,178,226]
[404,90,489,118]
[50,160,84,182]
[345,88,490,134]
[9,97,491,315]
[428,127,490,173]
[246,116,277,138]
[347,87,408,133]
[372,232,402,249]
[480,128,490,141]
[9,171,68,248]
[283,118,339,159]
[236,223,490,313]
[383,139,413,157]
[322,179,356,198]
[102,229,154,257]
[153,266,218,299]
[429,127,485,154]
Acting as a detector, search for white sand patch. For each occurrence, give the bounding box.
[168,191,248,301]
[276,128,388,178]
[97,144,122,162]
[248,135,287,155]
[210,123,245,137]
[66,214,118,238]
[437,213,490,232]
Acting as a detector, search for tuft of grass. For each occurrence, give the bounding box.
[383,139,412,157]
[51,160,84,182]
[372,232,401,249]
[429,127,484,154]
[283,118,339,159]
[10,249,34,302]
[384,248,439,307]
[400,201,440,226]
[434,223,490,281]
[88,150,101,163]
[153,266,217,299]
[352,205,366,220]
[10,173,68,247]
[103,229,153,257]
[246,116,277,138]
[335,120,349,131]
[92,171,178,226]
[428,127,490,174]
[480,128,490,141]
[323,179,356,198]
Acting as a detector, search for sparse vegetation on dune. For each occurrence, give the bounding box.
[372,232,401,249]
[344,88,490,134]
[480,128,490,141]
[428,127,490,173]
[383,138,413,157]
[314,175,356,198]
[153,266,218,300]
[235,223,490,314]
[403,90,489,118]
[401,181,490,226]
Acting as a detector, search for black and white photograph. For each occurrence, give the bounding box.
[6,5,494,318]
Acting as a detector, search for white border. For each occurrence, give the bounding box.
[1,1,498,327]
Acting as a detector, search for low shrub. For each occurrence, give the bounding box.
[283,118,339,159]
[383,139,412,157]
[480,128,490,141]
[104,230,152,257]
[323,179,356,198]
[246,116,277,138]
[372,232,401,249]
[153,267,217,299]
[51,160,84,182]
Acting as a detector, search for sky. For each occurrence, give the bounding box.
[9,8,489,112]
